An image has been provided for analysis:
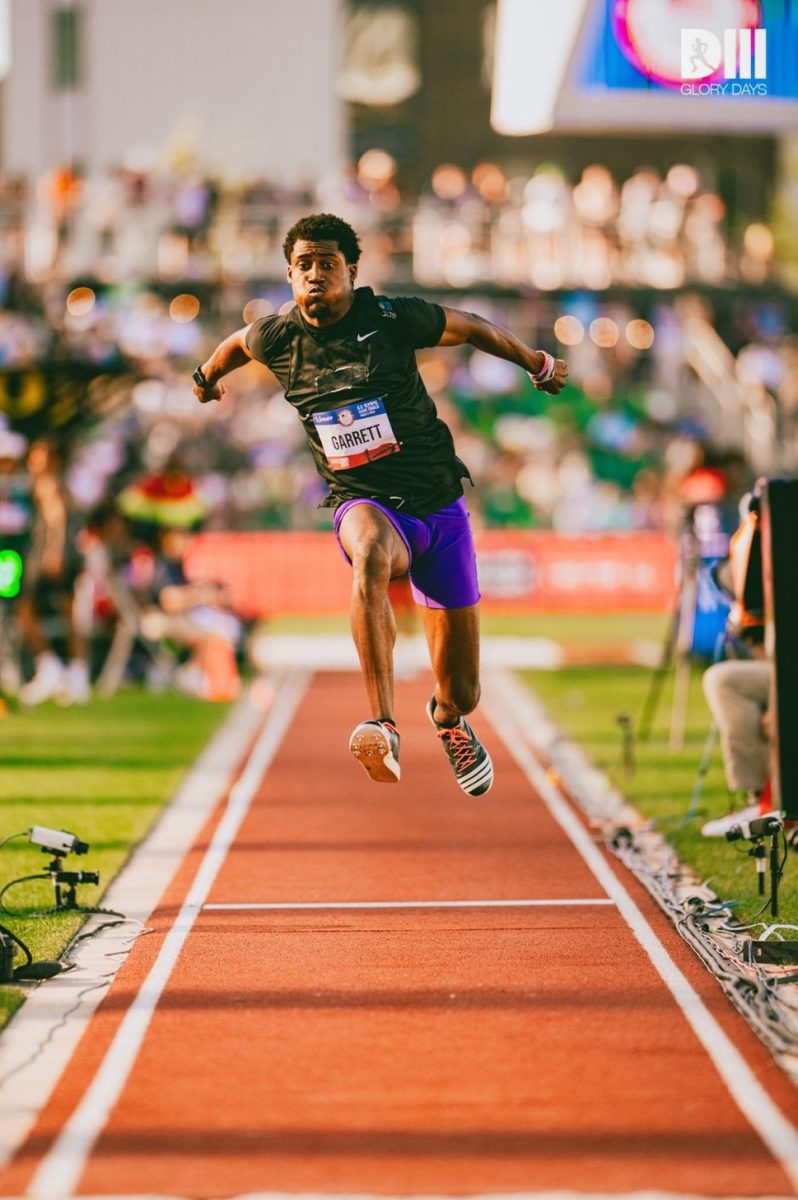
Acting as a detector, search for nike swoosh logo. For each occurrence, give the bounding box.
[357,330,379,342]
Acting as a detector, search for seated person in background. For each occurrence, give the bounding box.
[78,505,155,696]
[700,494,773,837]
[17,439,90,706]
[700,657,771,836]
[139,526,242,702]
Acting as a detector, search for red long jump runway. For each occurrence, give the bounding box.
[4,668,798,1199]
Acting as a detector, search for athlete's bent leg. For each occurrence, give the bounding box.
[337,502,410,723]
[422,604,493,796]
[422,603,481,726]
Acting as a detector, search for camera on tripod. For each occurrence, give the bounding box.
[0,824,106,982]
[26,826,99,910]
[725,814,783,843]
[724,813,785,917]
[28,826,89,857]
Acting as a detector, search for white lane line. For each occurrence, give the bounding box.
[482,670,798,1194]
[204,898,617,910]
[26,670,311,1200]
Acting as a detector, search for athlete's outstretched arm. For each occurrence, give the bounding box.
[438,306,568,395]
[193,327,253,403]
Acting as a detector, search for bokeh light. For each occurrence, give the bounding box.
[431,164,468,201]
[66,287,96,317]
[169,293,200,323]
[572,164,616,225]
[554,316,585,346]
[472,162,507,204]
[625,319,655,350]
[357,148,397,191]
[242,298,275,323]
[692,193,726,223]
[743,223,774,261]
[666,164,699,199]
[589,318,619,348]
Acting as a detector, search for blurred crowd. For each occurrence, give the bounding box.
[0,154,796,705]
[0,154,783,292]
[0,429,243,706]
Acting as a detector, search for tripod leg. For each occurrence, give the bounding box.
[639,605,679,742]
[95,619,136,698]
[679,722,718,826]
[669,653,692,751]
[770,832,780,918]
[668,540,700,752]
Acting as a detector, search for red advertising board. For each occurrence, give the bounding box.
[185,530,677,616]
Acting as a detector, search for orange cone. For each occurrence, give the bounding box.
[199,636,241,702]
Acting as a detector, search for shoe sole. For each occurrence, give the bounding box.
[349,725,400,783]
[426,699,494,796]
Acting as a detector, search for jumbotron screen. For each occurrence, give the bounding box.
[492,0,798,134]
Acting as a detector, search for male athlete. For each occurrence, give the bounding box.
[193,213,567,795]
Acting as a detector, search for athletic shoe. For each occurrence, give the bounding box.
[20,652,65,706]
[349,719,401,783]
[700,803,760,838]
[426,698,494,796]
[56,660,91,706]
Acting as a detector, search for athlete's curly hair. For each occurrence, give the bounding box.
[282,213,362,264]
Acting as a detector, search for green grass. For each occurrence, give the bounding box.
[0,691,227,1027]
[262,611,669,642]
[482,612,669,641]
[524,664,797,926]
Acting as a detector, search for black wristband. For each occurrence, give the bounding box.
[193,366,210,389]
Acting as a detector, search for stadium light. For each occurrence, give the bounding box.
[491,0,588,135]
[0,0,9,82]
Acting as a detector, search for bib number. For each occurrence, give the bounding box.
[313,398,400,471]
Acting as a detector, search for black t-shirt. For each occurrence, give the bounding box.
[245,287,468,515]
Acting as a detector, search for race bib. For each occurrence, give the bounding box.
[313,398,400,471]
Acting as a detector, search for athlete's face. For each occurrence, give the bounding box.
[287,240,356,325]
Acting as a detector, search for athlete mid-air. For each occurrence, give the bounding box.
[193,212,567,795]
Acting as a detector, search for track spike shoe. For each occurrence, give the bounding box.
[349,719,401,783]
[426,697,494,796]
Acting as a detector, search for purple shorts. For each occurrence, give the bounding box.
[333,495,480,610]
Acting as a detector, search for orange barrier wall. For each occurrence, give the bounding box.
[185,530,677,616]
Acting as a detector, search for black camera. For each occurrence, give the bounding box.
[725,815,783,842]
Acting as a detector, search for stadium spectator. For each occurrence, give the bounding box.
[17,439,91,705]
[700,658,772,837]
[699,494,774,837]
[138,526,242,702]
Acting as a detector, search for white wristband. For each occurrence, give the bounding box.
[529,352,556,385]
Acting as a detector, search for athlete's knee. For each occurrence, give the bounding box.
[442,677,481,716]
[350,536,393,594]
